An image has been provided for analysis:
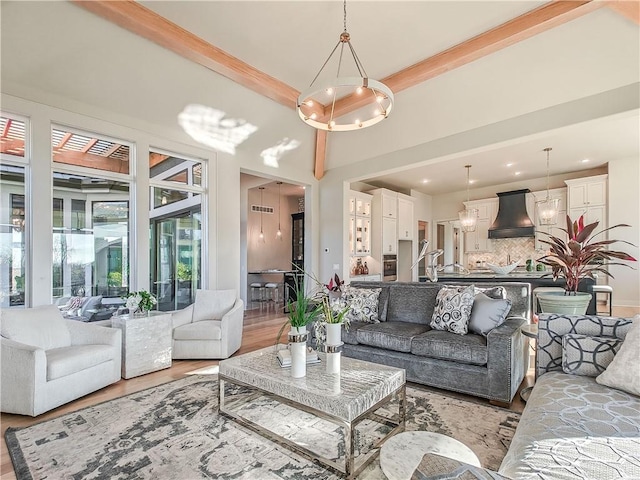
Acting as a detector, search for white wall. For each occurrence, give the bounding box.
[608,157,640,309]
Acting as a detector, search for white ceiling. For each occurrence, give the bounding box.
[1,1,638,196]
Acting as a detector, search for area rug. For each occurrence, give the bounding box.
[5,375,520,479]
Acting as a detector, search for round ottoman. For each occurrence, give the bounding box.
[380,431,480,480]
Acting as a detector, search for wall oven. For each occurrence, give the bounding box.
[383,255,397,282]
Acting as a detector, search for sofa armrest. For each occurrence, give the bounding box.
[411,453,509,479]
[65,320,122,348]
[0,337,46,416]
[220,299,244,356]
[486,316,528,403]
[171,305,194,328]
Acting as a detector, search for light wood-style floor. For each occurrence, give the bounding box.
[2,303,636,479]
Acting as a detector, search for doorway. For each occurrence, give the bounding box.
[150,211,201,311]
[417,220,429,277]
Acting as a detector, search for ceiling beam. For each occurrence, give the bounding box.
[1,119,12,137]
[72,0,301,109]
[53,150,128,174]
[0,138,24,154]
[314,131,327,180]
[149,152,170,168]
[606,0,640,25]
[326,0,604,120]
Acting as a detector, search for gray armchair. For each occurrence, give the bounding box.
[171,289,244,359]
[1,305,122,416]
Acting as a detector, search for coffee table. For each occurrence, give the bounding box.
[218,346,406,478]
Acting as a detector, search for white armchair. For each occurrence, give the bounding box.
[1,305,122,417]
[171,289,244,359]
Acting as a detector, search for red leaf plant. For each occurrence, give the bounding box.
[537,214,637,294]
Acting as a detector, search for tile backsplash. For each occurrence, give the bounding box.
[467,237,544,267]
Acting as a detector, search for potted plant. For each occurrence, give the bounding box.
[536,214,636,314]
[314,274,350,347]
[123,290,158,315]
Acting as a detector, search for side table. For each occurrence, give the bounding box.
[519,323,538,403]
[111,312,173,379]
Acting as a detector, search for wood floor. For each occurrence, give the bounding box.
[4,303,636,479]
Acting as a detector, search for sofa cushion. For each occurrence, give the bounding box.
[596,316,640,396]
[339,286,382,323]
[1,304,72,350]
[411,330,488,366]
[342,321,369,345]
[468,293,512,337]
[80,295,103,317]
[193,289,236,322]
[430,285,475,335]
[173,320,222,341]
[356,322,430,353]
[474,285,506,300]
[562,334,621,377]
[46,344,116,381]
[386,284,440,325]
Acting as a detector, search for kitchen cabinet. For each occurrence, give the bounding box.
[382,217,397,254]
[566,175,607,229]
[291,212,304,270]
[381,190,397,218]
[348,191,372,256]
[463,199,497,253]
[397,195,414,241]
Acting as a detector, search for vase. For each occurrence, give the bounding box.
[288,325,307,378]
[537,291,592,315]
[324,322,342,374]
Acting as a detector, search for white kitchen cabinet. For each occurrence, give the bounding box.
[382,217,397,254]
[348,191,372,256]
[397,195,414,241]
[381,191,397,218]
[565,174,608,230]
[463,199,497,253]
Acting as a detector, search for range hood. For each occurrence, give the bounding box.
[488,189,535,239]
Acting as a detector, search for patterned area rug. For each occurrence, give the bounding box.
[5,375,520,479]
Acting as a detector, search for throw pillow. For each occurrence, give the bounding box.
[473,285,506,300]
[562,334,621,377]
[430,285,475,335]
[468,293,512,336]
[596,316,640,395]
[339,286,382,323]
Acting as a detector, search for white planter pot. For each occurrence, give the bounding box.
[289,325,307,378]
[538,291,592,315]
[325,323,342,346]
[326,351,341,374]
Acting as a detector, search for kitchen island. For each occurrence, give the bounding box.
[418,271,597,315]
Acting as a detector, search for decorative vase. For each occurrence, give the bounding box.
[537,291,592,315]
[324,322,342,374]
[288,325,308,378]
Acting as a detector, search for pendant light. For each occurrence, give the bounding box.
[536,147,560,225]
[276,182,283,240]
[258,187,265,242]
[296,0,394,131]
[458,165,478,232]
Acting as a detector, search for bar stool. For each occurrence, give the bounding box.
[264,282,280,304]
[249,282,265,305]
[592,285,613,316]
[532,286,565,314]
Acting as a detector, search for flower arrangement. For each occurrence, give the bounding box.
[537,214,637,293]
[124,290,157,313]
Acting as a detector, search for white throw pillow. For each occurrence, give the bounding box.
[596,315,640,396]
[1,304,72,350]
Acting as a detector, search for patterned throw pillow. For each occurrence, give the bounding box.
[338,286,382,323]
[430,285,475,335]
[596,316,640,395]
[562,334,621,377]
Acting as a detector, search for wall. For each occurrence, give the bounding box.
[608,156,640,309]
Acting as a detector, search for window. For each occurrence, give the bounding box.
[51,126,132,301]
[1,114,28,307]
[149,150,205,311]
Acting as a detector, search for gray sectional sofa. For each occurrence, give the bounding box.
[412,313,640,480]
[310,281,531,404]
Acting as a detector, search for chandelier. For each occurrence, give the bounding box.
[296,0,394,132]
[536,147,560,226]
[459,165,478,232]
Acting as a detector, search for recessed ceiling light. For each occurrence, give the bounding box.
[468,179,476,184]
[421,179,429,184]
[506,163,513,167]
[515,171,521,176]
[581,158,590,163]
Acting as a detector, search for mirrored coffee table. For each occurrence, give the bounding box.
[218,346,406,478]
